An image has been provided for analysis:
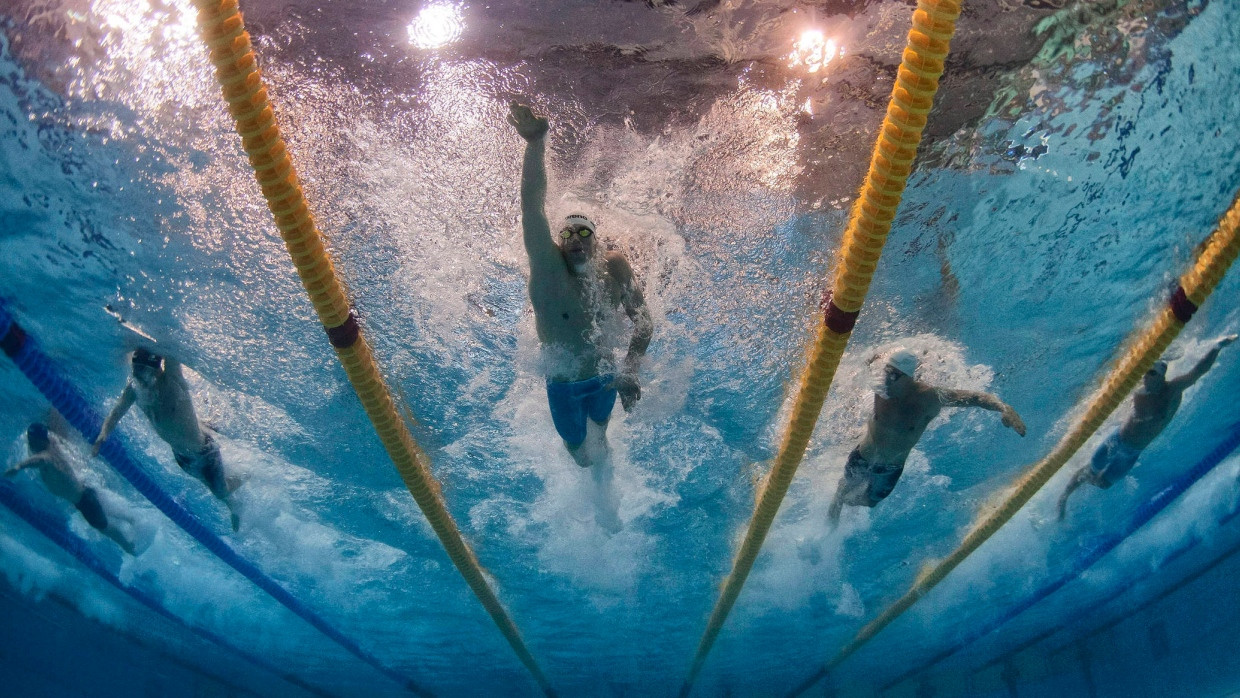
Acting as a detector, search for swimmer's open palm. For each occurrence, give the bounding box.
[508,103,548,142]
[1002,406,1026,437]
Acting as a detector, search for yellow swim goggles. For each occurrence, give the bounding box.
[560,227,593,239]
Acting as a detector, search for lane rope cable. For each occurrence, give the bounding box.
[882,419,1240,692]
[0,301,431,697]
[0,479,334,698]
[679,0,963,693]
[188,1,555,694]
[790,189,1240,697]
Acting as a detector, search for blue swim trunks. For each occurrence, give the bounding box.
[546,375,617,447]
[1087,430,1143,488]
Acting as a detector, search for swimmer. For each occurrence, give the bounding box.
[94,348,241,530]
[7,421,137,554]
[1058,335,1236,520]
[828,348,1027,525]
[508,103,654,470]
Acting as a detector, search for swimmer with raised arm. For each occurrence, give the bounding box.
[7,421,137,554]
[94,348,240,529]
[508,103,654,469]
[828,349,1027,525]
[1058,335,1236,520]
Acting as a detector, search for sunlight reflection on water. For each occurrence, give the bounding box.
[787,29,842,74]
[407,3,465,51]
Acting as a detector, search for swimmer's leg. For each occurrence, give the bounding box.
[103,521,137,556]
[83,491,137,555]
[829,450,867,527]
[828,483,846,527]
[564,417,609,467]
[585,422,621,533]
[1057,468,1089,522]
[199,449,241,532]
[565,440,592,468]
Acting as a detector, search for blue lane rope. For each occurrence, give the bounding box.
[0,300,432,698]
[879,419,1240,692]
[0,479,333,698]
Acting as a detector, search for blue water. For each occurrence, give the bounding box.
[1,0,1239,696]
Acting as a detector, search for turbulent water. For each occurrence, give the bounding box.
[1,0,1238,696]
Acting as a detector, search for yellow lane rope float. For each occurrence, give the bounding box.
[189,1,555,694]
[680,1,963,694]
[791,193,1240,696]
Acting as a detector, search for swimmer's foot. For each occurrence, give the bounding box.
[595,507,622,535]
[224,496,242,532]
[795,537,822,566]
[225,471,249,495]
[828,502,843,530]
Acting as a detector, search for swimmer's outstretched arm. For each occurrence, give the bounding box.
[937,388,1027,436]
[1170,334,1236,391]
[5,453,52,476]
[93,384,136,456]
[508,103,559,276]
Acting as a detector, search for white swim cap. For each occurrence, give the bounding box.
[887,348,918,378]
[564,214,596,233]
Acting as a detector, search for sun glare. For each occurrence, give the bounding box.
[407,3,464,50]
[788,29,842,73]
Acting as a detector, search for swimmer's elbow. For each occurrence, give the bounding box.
[633,311,653,343]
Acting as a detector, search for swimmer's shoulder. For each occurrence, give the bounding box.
[604,251,637,286]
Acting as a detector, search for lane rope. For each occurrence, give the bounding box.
[680,1,964,693]
[984,477,1240,677]
[188,1,555,694]
[791,190,1240,696]
[882,419,1240,691]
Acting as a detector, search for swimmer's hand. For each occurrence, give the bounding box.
[1218,334,1237,349]
[508,103,548,142]
[90,438,103,458]
[613,373,641,412]
[1001,405,1026,437]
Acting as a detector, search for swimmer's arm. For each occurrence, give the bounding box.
[1170,335,1236,391]
[93,384,136,456]
[937,388,1027,436]
[5,454,51,476]
[610,254,653,373]
[508,104,559,276]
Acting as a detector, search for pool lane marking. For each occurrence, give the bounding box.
[0,479,336,698]
[0,304,432,697]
